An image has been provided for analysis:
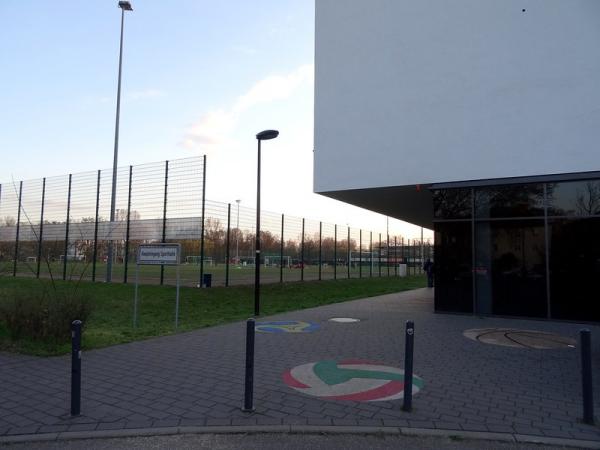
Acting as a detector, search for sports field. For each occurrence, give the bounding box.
[3,260,421,288]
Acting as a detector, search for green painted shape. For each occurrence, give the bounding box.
[314,360,407,386]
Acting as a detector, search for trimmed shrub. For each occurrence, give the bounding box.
[0,288,92,342]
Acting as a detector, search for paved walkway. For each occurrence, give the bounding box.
[1,288,599,443]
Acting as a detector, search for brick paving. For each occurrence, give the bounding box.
[1,288,599,441]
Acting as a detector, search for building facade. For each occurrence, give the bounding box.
[313,0,600,321]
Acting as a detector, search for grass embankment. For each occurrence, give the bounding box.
[0,275,425,356]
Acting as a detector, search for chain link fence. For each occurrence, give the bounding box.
[0,156,433,287]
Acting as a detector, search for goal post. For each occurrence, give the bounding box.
[264,255,292,268]
[185,256,214,266]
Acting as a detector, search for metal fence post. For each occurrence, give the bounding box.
[387,233,390,277]
[13,181,23,277]
[160,160,169,285]
[394,236,398,276]
[123,165,133,283]
[401,237,404,268]
[369,231,373,277]
[226,203,231,287]
[415,239,418,276]
[347,226,351,279]
[199,155,207,288]
[334,224,337,280]
[280,214,284,283]
[92,170,101,282]
[36,178,46,278]
[319,221,322,281]
[359,229,362,278]
[421,227,424,274]
[379,233,382,277]
[408,238,411,276]
[413,239,416,276]
[301,218,305,281]
[62,175,72,281]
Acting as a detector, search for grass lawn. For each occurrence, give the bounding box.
[0,274,426,356]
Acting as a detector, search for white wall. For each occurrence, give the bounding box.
[314,0,600,193]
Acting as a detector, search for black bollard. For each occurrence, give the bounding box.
[581,329,594,425]
[71,320,82,416]
[402,320,414,412]
[242,318,255,412]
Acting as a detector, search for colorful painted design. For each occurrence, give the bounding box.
[283,359,423,401]
[255,320,319,333]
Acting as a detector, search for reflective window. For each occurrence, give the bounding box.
[475,220,547,318]
[433,189,472,220]
[434,222,473,313]
[547,180,600,217]
[475,184,544,218]
[549,218,600,321]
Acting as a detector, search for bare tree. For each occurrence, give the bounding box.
[576,181,600,216]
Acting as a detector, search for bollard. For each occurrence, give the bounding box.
[402,320,414,412]
[581,329,595,425]
[71,320,82,416]
[242,318,255,412]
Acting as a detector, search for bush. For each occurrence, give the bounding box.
[0,288,93,342]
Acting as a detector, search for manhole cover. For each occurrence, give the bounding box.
[329,317,360,323]
[464,328,576,349]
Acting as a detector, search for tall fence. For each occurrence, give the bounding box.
[0,156,433,287]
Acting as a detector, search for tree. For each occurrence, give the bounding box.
[576,181,600,216]
[3,216,16,227]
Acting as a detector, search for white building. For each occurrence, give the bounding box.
[313,0,600,321]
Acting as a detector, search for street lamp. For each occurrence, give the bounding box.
[235,199,241,264]
[107,0,133,282]
[254,129,279,316]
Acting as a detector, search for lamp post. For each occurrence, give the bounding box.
[106,1,133,282]
[254,129,279,316]
[235,199,241,264]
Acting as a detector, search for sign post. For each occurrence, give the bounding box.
[134,243,181,329]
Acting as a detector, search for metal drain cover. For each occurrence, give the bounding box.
[329,318,360,323]
[464,328,576,349]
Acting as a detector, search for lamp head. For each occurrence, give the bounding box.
[118,1,133,11]
[256,130,279,141]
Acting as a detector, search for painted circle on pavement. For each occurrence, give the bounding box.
[283,359,423,401]
[255,321,319,333]
[329,317,360,323]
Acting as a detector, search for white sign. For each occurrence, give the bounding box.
[137,244,180,266]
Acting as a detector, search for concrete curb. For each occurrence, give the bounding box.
[0,425,599,448]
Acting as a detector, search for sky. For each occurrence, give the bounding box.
[0,0,431,240]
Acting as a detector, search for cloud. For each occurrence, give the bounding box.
[127,89,166,100]
[181,109,237,148]
[181,64,313,152]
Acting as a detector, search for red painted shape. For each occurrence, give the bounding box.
[282,369,310,389]
[323,380,404,402]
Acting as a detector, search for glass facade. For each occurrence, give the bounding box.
[433,179,600,322]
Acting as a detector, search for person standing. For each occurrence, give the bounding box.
[423,258,434,288]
